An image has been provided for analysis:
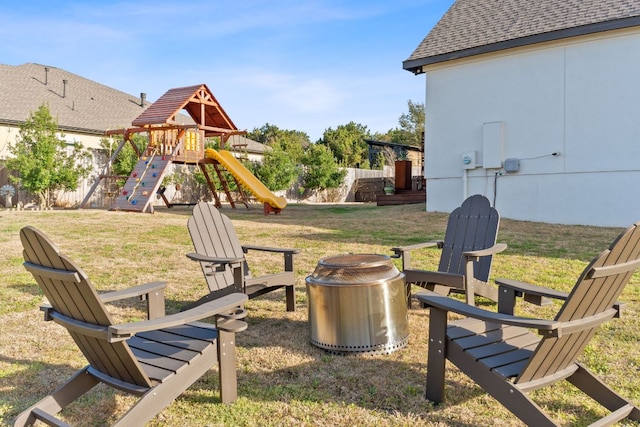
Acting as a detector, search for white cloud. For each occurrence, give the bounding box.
[238,70,345,113]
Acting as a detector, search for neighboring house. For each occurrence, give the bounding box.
[364,139,423,171]
[226,134,271,163]
[0,62,150,207]
[404,0,640,227]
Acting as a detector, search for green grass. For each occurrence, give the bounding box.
[0,203,638,426]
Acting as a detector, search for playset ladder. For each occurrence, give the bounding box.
[111,153,171,213]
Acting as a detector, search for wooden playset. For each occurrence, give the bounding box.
[80,84,286,214]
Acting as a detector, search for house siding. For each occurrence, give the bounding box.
[423,28,640,226]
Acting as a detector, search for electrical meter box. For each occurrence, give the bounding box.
[462,151,476,169]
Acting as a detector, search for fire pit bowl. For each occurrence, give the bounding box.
[306,253,408,355]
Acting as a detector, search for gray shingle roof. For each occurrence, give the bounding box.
[227,134,270,154]
[404,0,640,73]
[0,63,149,134]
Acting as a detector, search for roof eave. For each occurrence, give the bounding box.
[364,139,422,152]
[404,15,640,74]
[0,119,106,136]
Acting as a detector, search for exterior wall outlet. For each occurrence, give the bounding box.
[504,157,520,173]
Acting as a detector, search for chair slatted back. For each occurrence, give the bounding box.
[438,195,500,281]
[517,222,640,384]
[20,226,152,388]
[188,203,246,294]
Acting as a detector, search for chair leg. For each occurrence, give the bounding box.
[476,378,558,426]
[283,253,296,312]
[14,367,99,426]
[568,363,640,422]
[426,307,447,403]
[113,343,222,427]
[285,284,296,312]
[217,329,239,404]
[447,342,559,426]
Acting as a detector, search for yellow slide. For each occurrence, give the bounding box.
[205,148,287,211]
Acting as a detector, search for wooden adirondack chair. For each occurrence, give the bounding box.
[186,202,300,311]
[416,222,640,426]
[391,194,507,306]
[15,226,248,427]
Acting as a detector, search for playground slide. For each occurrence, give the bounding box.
[204,148,287,211]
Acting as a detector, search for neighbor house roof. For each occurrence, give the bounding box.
[404,0,640,74]
[0,63,150,134]
[226,134,269,155]
[364,139,422,152]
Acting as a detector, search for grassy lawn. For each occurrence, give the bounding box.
[1,203,638,426]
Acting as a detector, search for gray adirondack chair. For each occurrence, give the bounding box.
[186,202,300,311]
[391,194,507,306]
[416,222,640,426]
[15,226,248,427]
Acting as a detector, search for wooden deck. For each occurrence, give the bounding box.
[376,189,426,206]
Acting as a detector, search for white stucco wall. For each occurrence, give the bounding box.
[422,28,640,227]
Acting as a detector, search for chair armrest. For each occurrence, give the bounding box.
[496,277,569,301]
[417,290,620,338]
[108,293,249,341]
[186,252,244,264]
[416,290,559,333]
[391,240,442,270]
[494,278,562,314]
[99,281,167,303]
[463,243,507,258]
[390,240,442,257]
[495,277,625,317]
[241,244,300,255]
[100,281,167,319]
[241,245,299,273]
[404,270,464,289]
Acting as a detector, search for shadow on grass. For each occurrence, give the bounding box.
[0,354,122,426]
[4,303,620,427]
[7,281,41,296]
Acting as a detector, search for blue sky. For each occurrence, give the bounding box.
[1,1,454,141]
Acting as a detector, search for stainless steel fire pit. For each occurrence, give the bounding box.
[306,254,408,355]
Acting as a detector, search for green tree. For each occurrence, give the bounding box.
[390,100,425,147]
[247,123,309,164]
[6,104,92,208]
[318,122,371,168]
[301,144,346,191]
[99,133,148,185]
[253,141,300,191]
